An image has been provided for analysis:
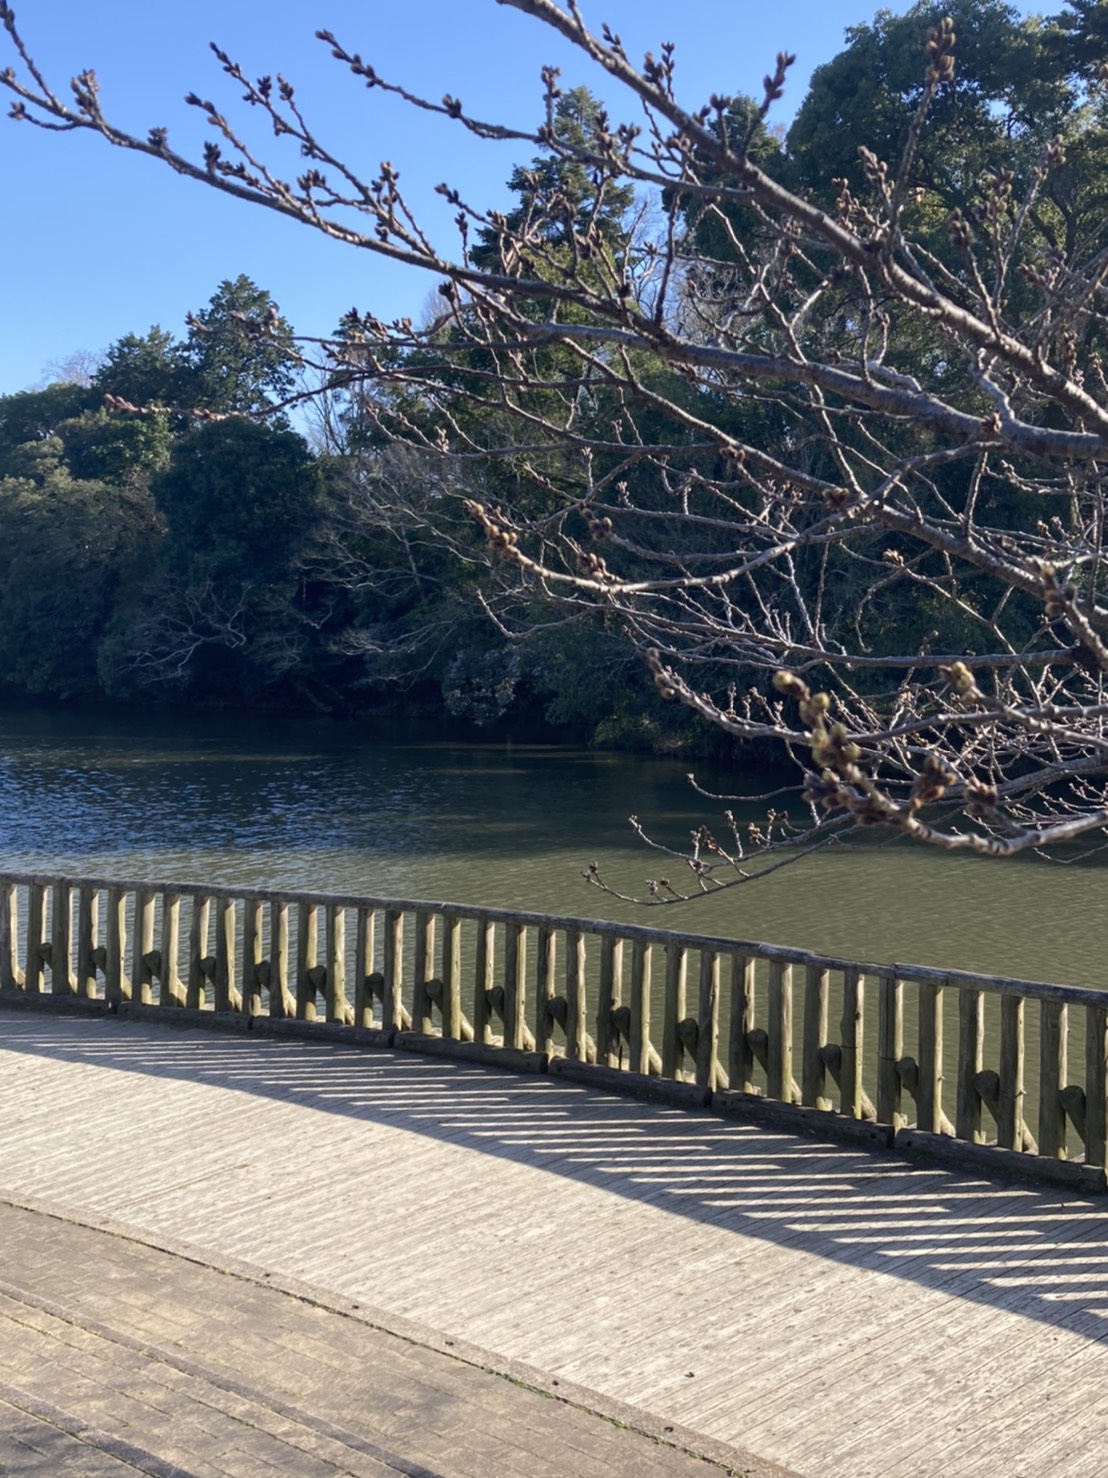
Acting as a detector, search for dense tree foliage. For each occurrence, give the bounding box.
[0,446,158,699]
[0,257,674,737]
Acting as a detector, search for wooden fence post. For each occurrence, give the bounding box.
[503,921,527,1050]
[214,895,237,1013]
[877,973,904,1129]
[158,893,182,1007]
[534,924,557,1056]
[25,883,45,996]
[662,943,688,1080]
[956,987,985,1143]
[352,907,374,1028]
[131,889,156,1007]
[597,936,622,1068]
[1085,1003,1108,1170]
[840,969,864,1118]
[268,899,291,1018]
[696,949,721,1090]
[917,978,945,1133]
[473,917,494,1045]
[442,914,462,1041]
[729,954,756,1093]
[51,880,76,995]
[242,899,264,1017]
[1039,999,1068,1159]
[802,963,830,1108]
[767,959,793,1103]
[77,885,98,999]
[105,887,129,1005]
[564,928,587,1062]
[997,993,1026,1151]
[382,908,404,1031]
[186,896,208,1010]
[296,902,319,1022]
[325,904,348,1024]
[630,939,653,1076]
[0,884,22,991]
[412,910,435,1035]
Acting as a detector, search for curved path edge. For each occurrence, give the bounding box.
[0,1189,799,1478]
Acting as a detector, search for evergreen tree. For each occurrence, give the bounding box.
[93,327,187,408]
[183,275,297,419]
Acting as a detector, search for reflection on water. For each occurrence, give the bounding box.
[0,702,1102,989]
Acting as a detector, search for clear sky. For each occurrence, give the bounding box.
[0,0,1034,396]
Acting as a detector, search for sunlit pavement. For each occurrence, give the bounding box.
[2,1010,1107,1477]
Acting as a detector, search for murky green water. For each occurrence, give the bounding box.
[0,702,1100,990]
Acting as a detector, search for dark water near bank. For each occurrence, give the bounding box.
[0,703,1098,989]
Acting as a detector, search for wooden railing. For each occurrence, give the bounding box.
[1,869,1105,1188]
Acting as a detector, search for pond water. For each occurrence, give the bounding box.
[0,702,1099,990]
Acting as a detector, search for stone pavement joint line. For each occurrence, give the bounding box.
[0,1378,196,1477]
[0,1269,435,1478]
[7,1011,1108,1475]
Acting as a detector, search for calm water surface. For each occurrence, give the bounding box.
[0,703,1100,989]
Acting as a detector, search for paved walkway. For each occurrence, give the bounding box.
[0,1200,753,1477]
[3,1013,1108,1476]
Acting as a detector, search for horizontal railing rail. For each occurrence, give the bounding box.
[1,869,1104,1183]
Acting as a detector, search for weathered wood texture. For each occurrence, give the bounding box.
[2,868,1108,1171]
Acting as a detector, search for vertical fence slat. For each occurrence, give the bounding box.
[1040,999,1068,1159]
[1085,1004,1108,1171]
[296,902,319,1022]
[243,900,264,1017]
[767,960,793,1103]
[597,936,622,1068]
[269,899,290,1018]
[730,954,756,1093]
[412,909,434,1035]
[325,904,347,1024]
[877,973,904,1128]
[696,949,721,1089]
[352,906,374,1028]
[0,885,13,991]
[956,987,985,1143]
[663,943,688,1080]
[503,921,526,1050]
[442,914,462,1041]
[535,924,556,1056]
[629,939,652,1076]
[0,884,22,990]
[473,917,494,1045]
[214,896,237,1013]
[802,964,829,1108]
[105,886,129,1005]
[997,993,1025,1151]
[51,880,75,996]
[77,885,98,999]
[186,895,208,1010]
[565,927,587,1062]
[158,894,182,1007]
[840,969,864,1119]
[25,883,45,996]
[918,979,944,1133]
[130,889,155,1006]
[382,908,404,1031]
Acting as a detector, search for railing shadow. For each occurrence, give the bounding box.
[4,1011,1108,1349]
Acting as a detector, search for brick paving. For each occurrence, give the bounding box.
[0,1200,778,1478]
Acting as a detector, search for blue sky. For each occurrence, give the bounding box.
[0,0,1033,396]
